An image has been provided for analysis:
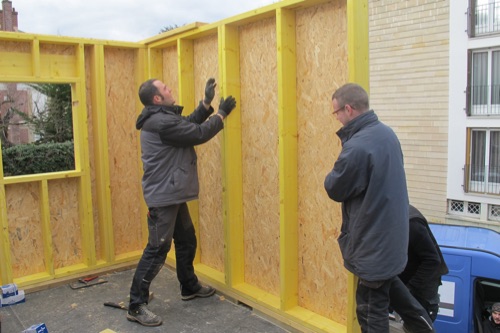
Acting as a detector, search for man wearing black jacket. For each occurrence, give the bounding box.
[127,78,236,327]
[395,205,449,322]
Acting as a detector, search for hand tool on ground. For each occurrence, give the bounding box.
[69,276,108,289]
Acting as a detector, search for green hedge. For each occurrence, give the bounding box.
[2,142,75,176]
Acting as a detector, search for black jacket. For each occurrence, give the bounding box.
[483,317,500,333]
[399,205,449,301]
[136,102,223,207]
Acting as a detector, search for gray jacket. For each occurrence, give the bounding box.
[324,111,409,281]
[136,102,223,207]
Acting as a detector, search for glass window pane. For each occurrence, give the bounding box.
[471,130,486,182]
[489,131,500,183]
[494,0,500,32]
[475,0,490,34]
[492,51,500,105]
[1,82,75,176]
[473,52,488,106]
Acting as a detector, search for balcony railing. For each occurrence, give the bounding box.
[469,84,500,115]
[465,164,500,194]
[469,1,500,36]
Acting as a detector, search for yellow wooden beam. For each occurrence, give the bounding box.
[277,7,299,311]
[31,39,41,78]
[137,47,150,247]
[347,0,369,91]
[177,38,199,263]
[0,31,140,48]
[346,1,368,332]
[219,24,244,287]
[2,170,82,184]
[90,44,115,263]
[74,44,97,267]
[40,180,55,276]
[0,156,13,285]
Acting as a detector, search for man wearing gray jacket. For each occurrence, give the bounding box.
[127,77,236,327]
[324,83,435,333]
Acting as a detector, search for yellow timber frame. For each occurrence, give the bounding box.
[0,0,368,332]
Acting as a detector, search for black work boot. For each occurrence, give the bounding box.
[181,285,216,301]
[126,304,162,327]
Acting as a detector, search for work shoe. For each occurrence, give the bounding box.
[181,285,216,301]
[402,323,436,333]
[126,304,162,327]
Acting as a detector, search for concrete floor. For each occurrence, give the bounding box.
[0,267,291,333]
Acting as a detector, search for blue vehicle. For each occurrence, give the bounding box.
[429,223,500,333]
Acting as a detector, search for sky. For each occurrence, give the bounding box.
[11,0,279,42]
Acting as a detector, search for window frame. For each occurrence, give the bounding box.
[468,0,500,37]
[466,48,500,116]
[466,128,500,195]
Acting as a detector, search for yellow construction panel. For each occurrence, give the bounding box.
[48,178,82,269]
[219,24,245,287]
[239,16,280,297]
[277,7,299,311]
[295,0,349,325]
[194,33,225,272]
[5,182,46,278]
[0,2,368,332]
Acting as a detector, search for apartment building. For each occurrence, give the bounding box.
[369,0,500,232]
[448,0,500,231]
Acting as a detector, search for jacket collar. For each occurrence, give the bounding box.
[136,104,184,130]
[336,110,377,144]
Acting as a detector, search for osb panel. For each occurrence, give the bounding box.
[296,1,349,324]
[40,43,76,56]
[193,34,224,272]
[239,18,280,296]
[84,46,101,260]
[162,46,178,100]
[48,178,82,268]
[5,183,45,278]
[0,41,30,52]
[104,48,143,255]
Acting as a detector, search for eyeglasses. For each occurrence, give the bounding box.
[332,105,346,115]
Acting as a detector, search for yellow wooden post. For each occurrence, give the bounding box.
[277,7,299,311]
[137,47,150,246]
[90,44,115,263]
[219,24,245,287]
[40,180,55,276]
[74,43,97,268]
[31,39,40,78]
[0,141,13,285]
[347,0,369,332]
[348,0,369,92]
[177,38,200,263]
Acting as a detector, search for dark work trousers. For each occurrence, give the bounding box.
[409,284,441,322]
[129,203,199,310]
[356,276,435,333]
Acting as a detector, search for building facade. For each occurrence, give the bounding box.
[448,0,500,231]
[369,0,500,232]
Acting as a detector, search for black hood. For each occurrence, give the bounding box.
[136,104,184,130]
